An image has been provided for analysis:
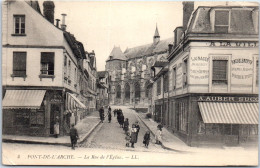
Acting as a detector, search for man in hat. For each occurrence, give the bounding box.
[70,124,79,150]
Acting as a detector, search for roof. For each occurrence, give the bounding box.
[152,61,168,68]
[187,6,259,34]
[154,24,160,37]
[124,37,174,59]
[106,46,126,61]
[97,71,108,78]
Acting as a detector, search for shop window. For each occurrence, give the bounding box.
[40,52,54,75]
[172,67,176,90]
[250,125,258,135]
[178,102,188,133]
[212,60,228,84]
[12,52,26,77]
[157,78,161,95]
[163,73,169,92]
[30,111,45,127]
[215,10,229,33]
[14,110,30,126]
[13,15,25,35]
[183,59,188,87]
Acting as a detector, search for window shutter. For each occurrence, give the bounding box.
[13,52,26,76]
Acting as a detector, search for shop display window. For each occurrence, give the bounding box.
[15,110,30,126]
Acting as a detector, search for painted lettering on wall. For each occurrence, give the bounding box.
[210,41,258,47]
[198,96,259,102]
[190,56,209,80]
[231,57,253,81]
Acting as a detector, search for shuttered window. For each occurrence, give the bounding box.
[157,78,161,95]
[163,73,168,92]
[13,52,26,77]
[183,59,188,86]
[172,67,176,89]
[215,11,229,33]
[256,60,259,85]
[212,60,228,84]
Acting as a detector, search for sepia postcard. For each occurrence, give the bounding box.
[1,0,259,166]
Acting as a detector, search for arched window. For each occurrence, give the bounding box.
[134,82,141,99]
[125,83,130,100]
[116,85,121,98]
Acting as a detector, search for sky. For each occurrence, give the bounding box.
[39,1,258,71]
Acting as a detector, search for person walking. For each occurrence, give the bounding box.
[123,118,129,134]
[54,121,59,138]
[155,126,162,145]
[119,114,125,128]
[130,124,138,148]
[108,106,111,113]
[108,111,112,123]
[143,131,151,148]
[135,121,140,141]
[70,124,79,150]
[99,106,104,123]
[125,132,131,147]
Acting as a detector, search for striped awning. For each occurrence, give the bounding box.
[2,90,46,109]
[198,102,259,124]
[65,93,87,113]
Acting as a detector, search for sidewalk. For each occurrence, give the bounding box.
[2,111,101,146]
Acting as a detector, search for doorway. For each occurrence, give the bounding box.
[50,104,60,135]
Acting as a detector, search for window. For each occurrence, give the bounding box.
[13,52,26,77]
[177,102,188,132]
[30,111,45,127]
[14,15,25,35]
[41,52,54,75]
[172,67,176,89]
[68,60,71,79]
[74,68,77,82]
[116,85,121,98]
[183,59,188,86]
[64,56,67,66]
[212,60,228,84]
[215,10,229,33]
[163,73,169,92]
[157,78,161,95]
[256,60,259,85]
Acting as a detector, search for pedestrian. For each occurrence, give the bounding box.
[135,121,140,141]
[70,124,79,150]
[54,121,59,138]
[108,106,111,113]
[119,114,125,128]
[99,106,104,123]
[130,124,138,148]
[155,126,162,145]
[143,131,150,148]
[125,132,131,147]
[108,111,112,123]
[123,118,129,134]
[117,112,121,124]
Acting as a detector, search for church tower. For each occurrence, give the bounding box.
[153,24,160,45]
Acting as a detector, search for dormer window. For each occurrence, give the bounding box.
[215,10,229,33]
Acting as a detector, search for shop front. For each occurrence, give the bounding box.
[2,89,64,136]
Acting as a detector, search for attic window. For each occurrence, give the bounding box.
[215,10,229,33]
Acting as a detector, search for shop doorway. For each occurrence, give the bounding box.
[50,104,60,135]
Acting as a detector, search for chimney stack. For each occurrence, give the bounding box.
[182,1,194,32]
[55,19,60,28]
[61,13,67,31]
[43,1,55,24]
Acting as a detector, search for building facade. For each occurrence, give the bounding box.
[152,2,259,146]
[2,0,95,136]
[105,27,173,109]
[96,71,109,109]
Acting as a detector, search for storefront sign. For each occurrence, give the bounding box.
[190,56,209,80]
[209,41,258,47]
[198,96,258,102]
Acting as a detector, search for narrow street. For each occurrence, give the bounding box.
[82,106,169,153]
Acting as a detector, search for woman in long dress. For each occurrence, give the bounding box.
[130,124,137,148]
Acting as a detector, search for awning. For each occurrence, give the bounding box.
[65,93,87,113]
[198,102,259,124]
[2,90,46,109]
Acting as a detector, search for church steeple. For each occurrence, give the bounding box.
[153,23,160,45]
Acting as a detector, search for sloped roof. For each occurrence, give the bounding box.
[97,71,108,78]
[106,46,126,61]
[124,37,174,59]
[154,25,160,37]
[187,6,258,34]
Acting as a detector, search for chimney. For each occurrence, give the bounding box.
[174,27,184,47]
[43,1,55,24]
[55,19,60,28]
[61,13,67,31]
[182,1,194,32]
[168,44,173,53]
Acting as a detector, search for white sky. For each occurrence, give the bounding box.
[39,1,258,71]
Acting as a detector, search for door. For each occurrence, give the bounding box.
[50,104,60,134]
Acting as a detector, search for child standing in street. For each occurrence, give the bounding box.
[143,131,150,148]
[125,132,131,147]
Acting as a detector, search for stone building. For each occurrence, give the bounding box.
[2,0,94,136]
[96,71,109,109]
[106,26,173,109]
[152,2,259,146]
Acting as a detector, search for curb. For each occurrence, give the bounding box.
[78,120,102,144]
[133,110,185,153]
